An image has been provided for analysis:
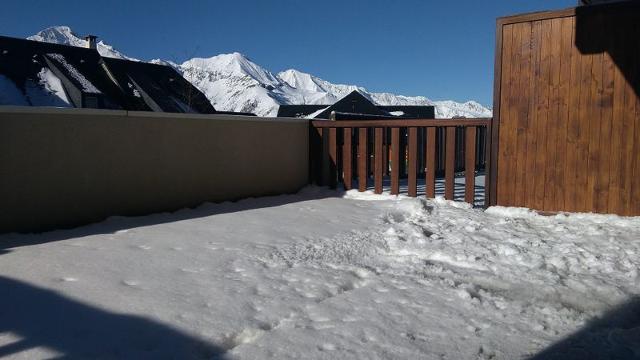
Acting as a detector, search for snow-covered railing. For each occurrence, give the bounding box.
[310,118,493,207]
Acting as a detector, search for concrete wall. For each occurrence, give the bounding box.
[0,107,309,233]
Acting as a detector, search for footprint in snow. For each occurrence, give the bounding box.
[122,280,140,287]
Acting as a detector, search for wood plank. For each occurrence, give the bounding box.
[483,123,492,207]
[390,128,400,195]
[311,118,491,128]
[505,22,523,206]
[445,127,456,200]
[513,22,533,207]
[542,18,563,211]
[496,24,514,205]
[606,12,633,214]
[465,126,477,204]
[574,15,595,212]
[407,127,418,197]
[524,21,543,209]
[489,20,504,207]
[630,16,640,215]
[328,128,338,189]
[374,128,383,194]
[358,128,368,192]
[594,15,615,213]
[532,19,552,210]
[585,12,605,212]
[620,15,637,215]
[384,129,389,176]
[564,17,581,212]
[553,17,573,212]
[342,128,353,190]
[426,127,437,198]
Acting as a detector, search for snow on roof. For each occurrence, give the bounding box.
[25,68,72,107]
[305,106,330,119]
[46,53,101,94]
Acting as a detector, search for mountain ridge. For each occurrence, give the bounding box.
[26,26,492,118]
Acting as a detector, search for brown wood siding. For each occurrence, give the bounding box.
[494,3,640,216]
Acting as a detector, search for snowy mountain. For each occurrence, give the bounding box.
[27,26,492,118]
[27,26,137,61]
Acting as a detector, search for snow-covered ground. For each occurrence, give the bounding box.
[0,187,639,359]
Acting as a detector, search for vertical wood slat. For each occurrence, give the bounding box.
[374,128,383,194]
[425,127,437,198]
[465,126,477,204]
[407,127,418,197]
[524,21,543,209]
[358,128,368,192]
[533,20,552,211]
[553,17,573,212]
[585,12,605,212]
[484,123,492,207]
[445,127,456,200]
[328,128,338,189]
[513,22,532,208]
[390,128,400,195]
[542,18,562,211]
[496,24,514,205]
[342,128,353,190]
[595,14,615,214]
[564,16,580,212]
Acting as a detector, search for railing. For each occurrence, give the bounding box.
[309,118,493,207]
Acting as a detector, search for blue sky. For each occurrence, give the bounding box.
[1,0,576,106]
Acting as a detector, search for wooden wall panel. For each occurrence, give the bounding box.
[494,3,640,216]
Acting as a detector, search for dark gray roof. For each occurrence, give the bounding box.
[0,35,222,114]
[277,90,435,120]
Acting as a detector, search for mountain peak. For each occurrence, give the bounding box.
[27,25,136,61]
[183,52,280,87]
[23,26,491,117]
[28,26,80,46]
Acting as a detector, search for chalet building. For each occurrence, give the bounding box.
[280,91,487,177]
[0,34,252,115]
[277,90,436,120]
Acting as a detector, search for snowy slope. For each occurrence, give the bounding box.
[27,26,492,118]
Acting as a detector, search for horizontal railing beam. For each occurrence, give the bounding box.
[311,118,492,128]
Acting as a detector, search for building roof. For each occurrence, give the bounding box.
[276,90,435,120]
[0,35,221,114]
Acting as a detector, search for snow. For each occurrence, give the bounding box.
[28,26,137,61]
[27,26,493,118]
[25,68,72,107]
[0,69,72,107]
[305,106,330,119]
[46,53,101,94]
[0,187,638,359]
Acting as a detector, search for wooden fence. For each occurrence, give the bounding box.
[310,118,492,206]
[491,2,640,216]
